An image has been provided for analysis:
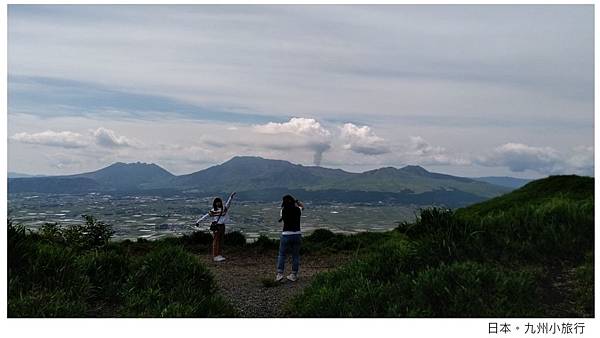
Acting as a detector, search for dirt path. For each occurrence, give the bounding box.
[198,249,349,317]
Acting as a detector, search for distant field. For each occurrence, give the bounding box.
[8,193,418,241]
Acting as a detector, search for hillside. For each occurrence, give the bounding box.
[166,156,354,191]
[9,162,174,193]
[457,175,593,217]
[167,156,509,203]
[8,156,510,207]
[290,174,594,317]
[71,162,174,189]
[313,165,508,197]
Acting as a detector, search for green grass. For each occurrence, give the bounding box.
[8,218,234,318]
[572,253,594,317]
[290,175,594,317]
[8,175,594,318]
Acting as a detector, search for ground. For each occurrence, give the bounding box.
[198,248,349,317]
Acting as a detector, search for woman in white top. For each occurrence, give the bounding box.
[196,192,236,262]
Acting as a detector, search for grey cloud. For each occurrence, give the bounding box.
[477,143,594,175]
[6,6,594,176]
[92,127,138,148]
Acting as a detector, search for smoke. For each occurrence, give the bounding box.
[254,117,333,166]
[311,143,331,166]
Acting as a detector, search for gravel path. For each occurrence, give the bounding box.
[198,249,349,317]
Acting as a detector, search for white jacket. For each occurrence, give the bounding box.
[196,194,234,225]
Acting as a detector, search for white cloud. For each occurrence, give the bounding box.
[340,123,389,155]
[92,127,138,148]
[254,117,332,165]
[566,146,594,174]
[254,117,331,138]
[477,142,594,175]
[10,130,88,148]
[403,136,469,166]
[10,127,140,150]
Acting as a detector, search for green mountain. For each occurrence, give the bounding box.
[312,165,507,197]
[70,162,174,190]
[165,156,354,192]
[8,156,510,207]
[9,162,173,192]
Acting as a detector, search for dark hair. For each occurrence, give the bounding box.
[281,194,296,208]
[212,197,223,210]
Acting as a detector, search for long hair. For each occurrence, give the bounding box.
[212,197,223,211]
[281,194,296,208]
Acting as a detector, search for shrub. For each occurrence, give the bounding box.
[250,235,279,252]
[8,242,92,317]
[122,245,234,317]
[290,256,541,317]
[38,222,63,242]
[8,220,36,277]
[406,262,541,317]
[35,215,114,250]
[181,231,213,246]
[77,249,131,303]
[289,238,417,317]
[306,229,335,242]
[224,231,247,246]
[8,289,90,318]
[63,215,114,249]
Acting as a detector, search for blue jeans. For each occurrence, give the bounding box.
[277,234,301,274]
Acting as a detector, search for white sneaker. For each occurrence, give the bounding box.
[213,255,226,262]
[287,273,298,282]
[275,273,284,282]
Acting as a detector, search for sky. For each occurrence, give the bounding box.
[7,5,594,177]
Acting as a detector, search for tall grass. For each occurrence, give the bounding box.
[8,218,234,317]
[291,175,594,317]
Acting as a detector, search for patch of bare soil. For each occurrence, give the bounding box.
[198,249,349,317]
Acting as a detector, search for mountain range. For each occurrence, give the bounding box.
[8,156,517,207]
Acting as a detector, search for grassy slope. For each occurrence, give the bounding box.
[457,175,593,217]
[289,175,594,317]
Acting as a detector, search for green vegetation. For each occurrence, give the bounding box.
[289,175,594,317]
[8,216,235,317]
[7,175,594,317]
[572,253,594,317]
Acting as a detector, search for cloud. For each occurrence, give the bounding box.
[254,117,331,138]
[44,152,84,170]
[340,123,389,155]
[10,130,88,148]
[11,127,140,150]
[92,127,137,148]
[477,142,594,175]
[254,117,332,165]
[403,136,468,166]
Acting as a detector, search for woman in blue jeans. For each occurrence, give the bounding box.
[275,194,304,282]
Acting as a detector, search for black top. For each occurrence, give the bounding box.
[281,206,302,232]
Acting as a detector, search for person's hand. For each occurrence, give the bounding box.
[195,221,200,227]
[231,191,237,198]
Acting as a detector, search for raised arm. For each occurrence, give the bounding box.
[295,199,305,210]
[224,192,237,210]
[195,212,211,225]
